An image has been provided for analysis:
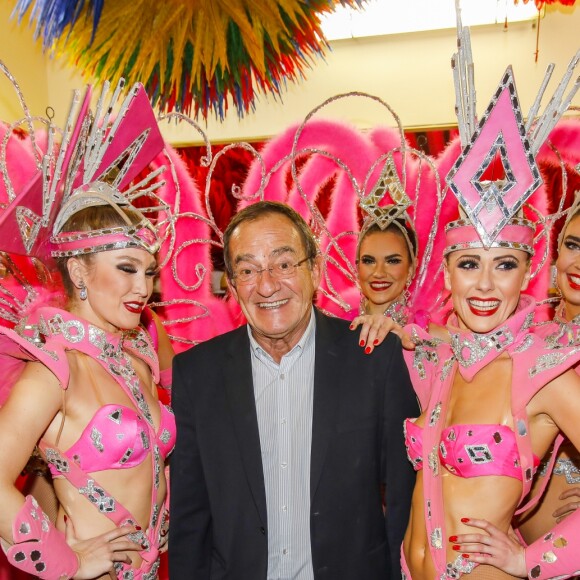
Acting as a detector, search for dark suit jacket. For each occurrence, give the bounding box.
[169,309,418,580]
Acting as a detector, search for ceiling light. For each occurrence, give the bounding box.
[320,0,539,41]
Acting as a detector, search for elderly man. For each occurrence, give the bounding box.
[169,201,418,580]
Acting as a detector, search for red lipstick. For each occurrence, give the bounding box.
[467,298,500,317]
[567,274,580,291]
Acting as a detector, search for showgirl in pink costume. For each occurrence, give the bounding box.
[0,73,176,580]
[517,197,580,546]
[399,15,580,580]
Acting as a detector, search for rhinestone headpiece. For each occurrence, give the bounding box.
[359,204,418,262]
[359,151,418,261]
[443,4,579,257]
[444,67,539,256]
[51,183,161,258]
[0,70,166,262]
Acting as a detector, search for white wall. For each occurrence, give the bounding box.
[0,0,49,124]
[1,2,578,145]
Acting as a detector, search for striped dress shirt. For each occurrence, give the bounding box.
[248,310,316,580]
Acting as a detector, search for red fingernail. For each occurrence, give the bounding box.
[449,536,457,542]
[365,346,371,354]
[463,554,470,559]
[349,324,354,330]
[135,526,142,531]
[373,339,379,345]
[452,545,460,551]
[359,340,365,346]
[64,515,68,523]
[461,518,470,523]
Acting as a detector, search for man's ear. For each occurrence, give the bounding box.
[226,276,239,303]
[311,254,323,292]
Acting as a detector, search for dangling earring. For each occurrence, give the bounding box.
[402,279,412,305]
[551,264,562,299]
[79,282,87,301]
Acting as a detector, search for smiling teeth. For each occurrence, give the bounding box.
[569,274,580,285]
[258,299,288,309]
[468,299,500,310]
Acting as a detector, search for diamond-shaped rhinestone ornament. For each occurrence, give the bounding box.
[446,66,542,247]
[360,152,411,229]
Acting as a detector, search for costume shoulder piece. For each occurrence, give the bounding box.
[0,308,70,403]
[0,306,159,405]
[403,323,451,410]
[511,331,580,412]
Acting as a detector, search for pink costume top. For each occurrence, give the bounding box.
[403,295,580,580]
[0,306,176,580]
[405,420,540,479]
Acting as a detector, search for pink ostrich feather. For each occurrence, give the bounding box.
[0,123,41,205]
[151,144,235,350]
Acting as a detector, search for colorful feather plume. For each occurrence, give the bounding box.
[12,0,365,120]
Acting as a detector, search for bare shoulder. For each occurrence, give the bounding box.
[3,359,63,421]
[14,359,62,391]
[527,368,580,433]
[530,368,580,406]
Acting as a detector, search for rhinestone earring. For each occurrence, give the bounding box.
[402,279,412,305]
[79,282,87,301]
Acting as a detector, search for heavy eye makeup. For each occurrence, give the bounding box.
[360,255,376,266]
[563,236,580,252]
[456,258,479,270]
[359,254,403,266]
[496,258,519,271]
[386,255,403,265]
[454,254,520,271]
[116,260,159,277]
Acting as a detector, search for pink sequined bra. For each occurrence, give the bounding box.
[48,403,176,477]
[405,419,539,479]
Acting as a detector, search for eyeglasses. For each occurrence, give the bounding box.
[232,255,313,285]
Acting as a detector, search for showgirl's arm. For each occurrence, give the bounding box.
[553,487,580,522]
[0,361,63,540]
[0,361,140,579]
[149,308,175,373]
[454,369,580,579]
[141,307,175,390]
[522,369,580,579]
[152,310,175,391]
